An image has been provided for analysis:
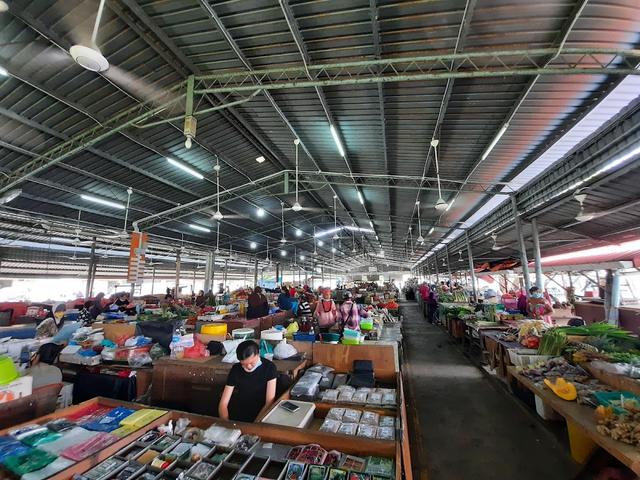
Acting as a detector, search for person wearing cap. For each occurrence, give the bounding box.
[36,303,67,339]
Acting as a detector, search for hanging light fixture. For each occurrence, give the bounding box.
[431,139,448,211]
[215,222,220,254]
[415,201,424,244]
[265,238,270,263]
[213,156,223,220]
[291,139,302,212]
[332,196,340,240]
[352,232,356,253]
[409,226,414,253]
[280,202,287,243]
[458,250,463,262]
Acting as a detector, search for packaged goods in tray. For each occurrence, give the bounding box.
[290,371,323,401]
[367,392,383,406]
[340,455,367,472]
[336,423,357,436]
[351,391,368,404]
[377,426,395,441]
[379,416,396,428]
[324,450,343,467]
[381,391,397,405]
[342,409,362,424]
[319,373,335,389]
[203,425,241,447]
[308,364,335,376]
[326,408,345,421]
[332,373,349,389]
[322,389,340,402]
[365,456,395,477]
[320,418,341,433]
[338,390,354,403]
[360,411,380,426]
[356,424,377,439]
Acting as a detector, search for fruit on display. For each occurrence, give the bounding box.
[544,377,577,401]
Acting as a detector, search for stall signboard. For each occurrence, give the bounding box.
[127,232,148,284]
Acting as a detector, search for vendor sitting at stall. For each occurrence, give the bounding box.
[195,290,207,308]
[27,343,63,389]
[89,292,105,320]
[527,286,554,324]
[218,340,277,423]
[277,287,298,315]
[314,288,338,333]
[247,286,269,320]
[36,303,67,339]
[297,293,312,318]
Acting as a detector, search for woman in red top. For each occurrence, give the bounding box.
[314,288,338,333]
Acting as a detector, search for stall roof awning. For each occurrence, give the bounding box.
[531,238,640,268]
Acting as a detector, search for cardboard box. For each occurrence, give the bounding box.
[93,322,137,342]
[0,375,33,403]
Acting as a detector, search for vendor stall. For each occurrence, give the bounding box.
[0,396,403,480]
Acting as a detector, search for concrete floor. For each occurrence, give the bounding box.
[401,301,579,480]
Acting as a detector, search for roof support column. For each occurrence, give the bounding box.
[85,238,97,299]
[434,253,439,283]
[253,257,259,288]
[511,196,531,292]
[204,251,214,292]
[175,249,182,297]
[466,231,478,302]
[531,218,544,291]
[223,259,229,291]
[605,269,621,325]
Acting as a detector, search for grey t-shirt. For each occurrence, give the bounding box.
[28,363,63,389]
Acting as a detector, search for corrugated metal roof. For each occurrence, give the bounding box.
[1,0,640,272]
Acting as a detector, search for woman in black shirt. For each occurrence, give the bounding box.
[218,340,277,422]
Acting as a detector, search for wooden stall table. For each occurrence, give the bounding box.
[462,321,509,356]
[151,355,307,416]
[0,383,61,429]
[509,366,640,473]
[59,362,153,402]
[481,331,520,380]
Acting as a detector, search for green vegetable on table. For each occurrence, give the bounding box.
[538,328,568,356]
[560,322,634,340]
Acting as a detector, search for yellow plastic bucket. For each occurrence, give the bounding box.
[201,323,227,336]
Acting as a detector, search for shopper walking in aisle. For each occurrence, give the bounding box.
[247,286,269,320]
[426,289,438,324]
[277,286,298,315]
[297,293,312,318]
[218,340,277,422]
[419,283,430,319]
[314,288,338,333]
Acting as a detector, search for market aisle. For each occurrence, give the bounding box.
[401,301,578,480]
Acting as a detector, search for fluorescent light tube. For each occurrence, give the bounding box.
[250,241,257,249]
[190,224,211,233]
[167,158,204,179]
[256,207,265,217]
[369,221,374,228]
[0,66,7,77]
[481,123,509,161]
[357,190,364,205]
[330,125,345,157]
[256,156,266,163]
[428,227,435,235]
[81,194,125,210]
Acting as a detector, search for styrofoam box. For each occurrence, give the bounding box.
[507,349,552,367]
[0,376,33,403]
[534,395,562,421]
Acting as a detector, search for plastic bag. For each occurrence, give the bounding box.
[274,339,298,360]
[260,339,274,358]
[183,341,208,359]
[128,352,153,367]
[285,321,299,337]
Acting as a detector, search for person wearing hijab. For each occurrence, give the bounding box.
[338,292,361,331]
[36,303,66,339]
[314,288,338,333]
[247,286,269,319]
[195,290,207,308]
[89,292,105,320]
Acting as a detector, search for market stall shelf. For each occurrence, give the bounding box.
[151,355,307,416]
[509,366,640,473]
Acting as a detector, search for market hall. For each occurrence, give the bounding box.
[1,0,640,479]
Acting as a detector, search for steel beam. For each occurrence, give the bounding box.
[531,218,545,290]
[193,48,640,95]
[466,231,478,301]
[512,196,532,292]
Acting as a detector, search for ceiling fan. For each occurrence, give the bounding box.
[573,191,599,223]
[490,233,506,251]
[102,188,134,239]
